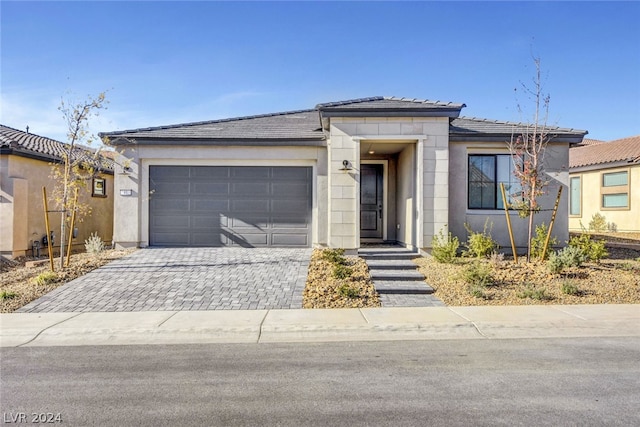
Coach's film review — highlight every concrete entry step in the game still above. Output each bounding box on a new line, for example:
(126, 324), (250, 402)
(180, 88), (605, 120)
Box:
(359, 245), (444, 307)
(370, 270), (426, 281)
(374, 281), (434, 294)
(364, 259), (420, 270)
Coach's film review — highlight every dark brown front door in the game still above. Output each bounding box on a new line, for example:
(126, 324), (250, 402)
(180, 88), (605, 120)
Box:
(360, 164), (383, 239)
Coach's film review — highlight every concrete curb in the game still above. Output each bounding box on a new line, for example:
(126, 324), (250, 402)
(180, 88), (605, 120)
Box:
(1, 305), (639, 347)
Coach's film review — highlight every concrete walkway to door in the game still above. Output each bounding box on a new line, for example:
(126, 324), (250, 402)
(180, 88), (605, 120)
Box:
(18, 248), (312, 313)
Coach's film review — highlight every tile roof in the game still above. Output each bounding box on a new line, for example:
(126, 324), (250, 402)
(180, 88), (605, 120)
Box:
(0, 124), (114, 171)
(101, 96), (586, 145)
(316, 96), (465, 110)
(101, 109), (324, 142)
(570, 135), (640, 169)
(577, 138), (605, 146)
(450, 117), (587, 137)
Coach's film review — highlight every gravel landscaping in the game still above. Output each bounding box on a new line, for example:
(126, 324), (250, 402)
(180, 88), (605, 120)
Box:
(0, 249), (135, 313)
(415, 239), (640, 306)
(303, 249), (381, 309)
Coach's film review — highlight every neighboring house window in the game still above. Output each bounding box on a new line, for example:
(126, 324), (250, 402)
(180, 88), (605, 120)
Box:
(601, 170), (629, 209)
(92, 177), (107, 197)
(570, 176), (581, 216)
(468, 154), (521, 209)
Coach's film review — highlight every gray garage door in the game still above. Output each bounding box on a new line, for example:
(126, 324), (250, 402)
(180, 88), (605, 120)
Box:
(149, 166), (312, 247)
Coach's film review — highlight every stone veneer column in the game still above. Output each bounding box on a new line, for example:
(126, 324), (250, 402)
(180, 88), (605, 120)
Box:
(327, 128), (359, 251)
(423, 134), (450, 249)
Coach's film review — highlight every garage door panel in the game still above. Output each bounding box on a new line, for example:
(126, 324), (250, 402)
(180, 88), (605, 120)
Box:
(152, 182), (190, 194)
(273, 217), (309, 229)
(192, 182), (229, 195)
(272, 182), (309, 197)
(151, 232), (190, 246)
(151, 198), (190, 211)
(272, 199), (309, 213)
(152, 215), (190, 228)
(232, 167), (269, 179)
(150, 166), (311, 247)
(192, 199), (229, 211)
(232, 233), (269, 246)
(151, 166), (190, 179)
(230, 216), (269, 228)
(232, 199), (269, 212)
(191, 232), (227, 246)
(192, 167), (230, 178)
(232, 182), (269, 196)
(272, 167), (310, 180)
(192, 215), (228, 228)
(272, 233), (308, 246)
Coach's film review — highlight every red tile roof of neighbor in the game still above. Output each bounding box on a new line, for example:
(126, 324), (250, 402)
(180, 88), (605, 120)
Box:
(570, 135), (640, 168)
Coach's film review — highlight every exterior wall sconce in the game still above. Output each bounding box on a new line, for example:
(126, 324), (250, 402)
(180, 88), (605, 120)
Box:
(120, 189), (133, 196)
(340, 160), (353, 171)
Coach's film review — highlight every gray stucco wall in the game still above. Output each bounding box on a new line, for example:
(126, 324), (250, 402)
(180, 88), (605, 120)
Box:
(448, 141), (570, 255)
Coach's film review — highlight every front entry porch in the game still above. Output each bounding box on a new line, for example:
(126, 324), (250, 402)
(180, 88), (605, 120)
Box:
(359, 140), (418, 250)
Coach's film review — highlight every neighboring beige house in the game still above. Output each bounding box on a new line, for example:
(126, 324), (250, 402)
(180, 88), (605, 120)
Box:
(569, 135), (640, 232)
(0, 125), (114, 258)
(101, 96), (586, 254)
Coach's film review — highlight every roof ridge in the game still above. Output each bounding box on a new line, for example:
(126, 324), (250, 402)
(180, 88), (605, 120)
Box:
(101, 108), (318, 136)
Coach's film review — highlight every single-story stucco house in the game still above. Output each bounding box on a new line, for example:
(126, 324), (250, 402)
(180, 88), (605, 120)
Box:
(569, 135), (640, 232)
(101, 96), (587, 254)
(0, 124), (114, 258)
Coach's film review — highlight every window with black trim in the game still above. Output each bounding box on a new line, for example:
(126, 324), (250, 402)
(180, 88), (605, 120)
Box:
(92, 177), (107, 198)
(468, 154), (521, 209)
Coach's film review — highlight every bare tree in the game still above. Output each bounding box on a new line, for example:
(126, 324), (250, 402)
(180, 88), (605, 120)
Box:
(507, 56), (552, 262)
(53, 92), (108, 269)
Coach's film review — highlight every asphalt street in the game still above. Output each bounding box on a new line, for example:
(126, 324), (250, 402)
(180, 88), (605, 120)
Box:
(1, 337), (639, 426)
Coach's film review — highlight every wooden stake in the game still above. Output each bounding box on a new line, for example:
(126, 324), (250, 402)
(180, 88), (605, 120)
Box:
(42, 187), (54, 272)
(500, 183), (518, 263)
(541, 186), (563, 261)
(65, 188), (79, 267)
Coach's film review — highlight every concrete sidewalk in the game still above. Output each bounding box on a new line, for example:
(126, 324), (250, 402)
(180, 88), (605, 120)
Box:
(1, 304), (639, 347)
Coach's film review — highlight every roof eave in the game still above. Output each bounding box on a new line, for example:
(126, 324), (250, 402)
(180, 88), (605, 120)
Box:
(108, 137), (327, 147)
(570, 158), (640, 172)
(449, 133), (587, 144)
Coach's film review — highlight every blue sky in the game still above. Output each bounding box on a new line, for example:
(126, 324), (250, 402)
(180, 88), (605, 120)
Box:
(2, 1), (639, 144)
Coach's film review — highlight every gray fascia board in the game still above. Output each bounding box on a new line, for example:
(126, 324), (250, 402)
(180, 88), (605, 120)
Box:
(320, 109), (462, 119)
(449, 133), (586, 144)
(109, 138), (327, 147)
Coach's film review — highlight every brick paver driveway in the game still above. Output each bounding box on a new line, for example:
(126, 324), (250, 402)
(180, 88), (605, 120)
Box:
(18, 247), (312, 312)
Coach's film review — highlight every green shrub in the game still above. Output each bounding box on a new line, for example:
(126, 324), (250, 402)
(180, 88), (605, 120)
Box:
(561, 280), (580, 296)
(332, 264), (353, 280)
(462, 262), (494, 287)
(0, 290), (17, 300)
(467, 284), (489, 299)
(85, 232), (105, 255)
(568, 233), (608, 263)
(588, 213), (607, 232)
(547, 246), (587, 274)
(33, 271), (59, 286)
(431, 228), (460, 263)
(322, 248), (346, 265)
(338, 284), (360, 298)
(517, 284), (550, 300)
(463, 220), (497, 258)
(530, 223), (559, 260)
